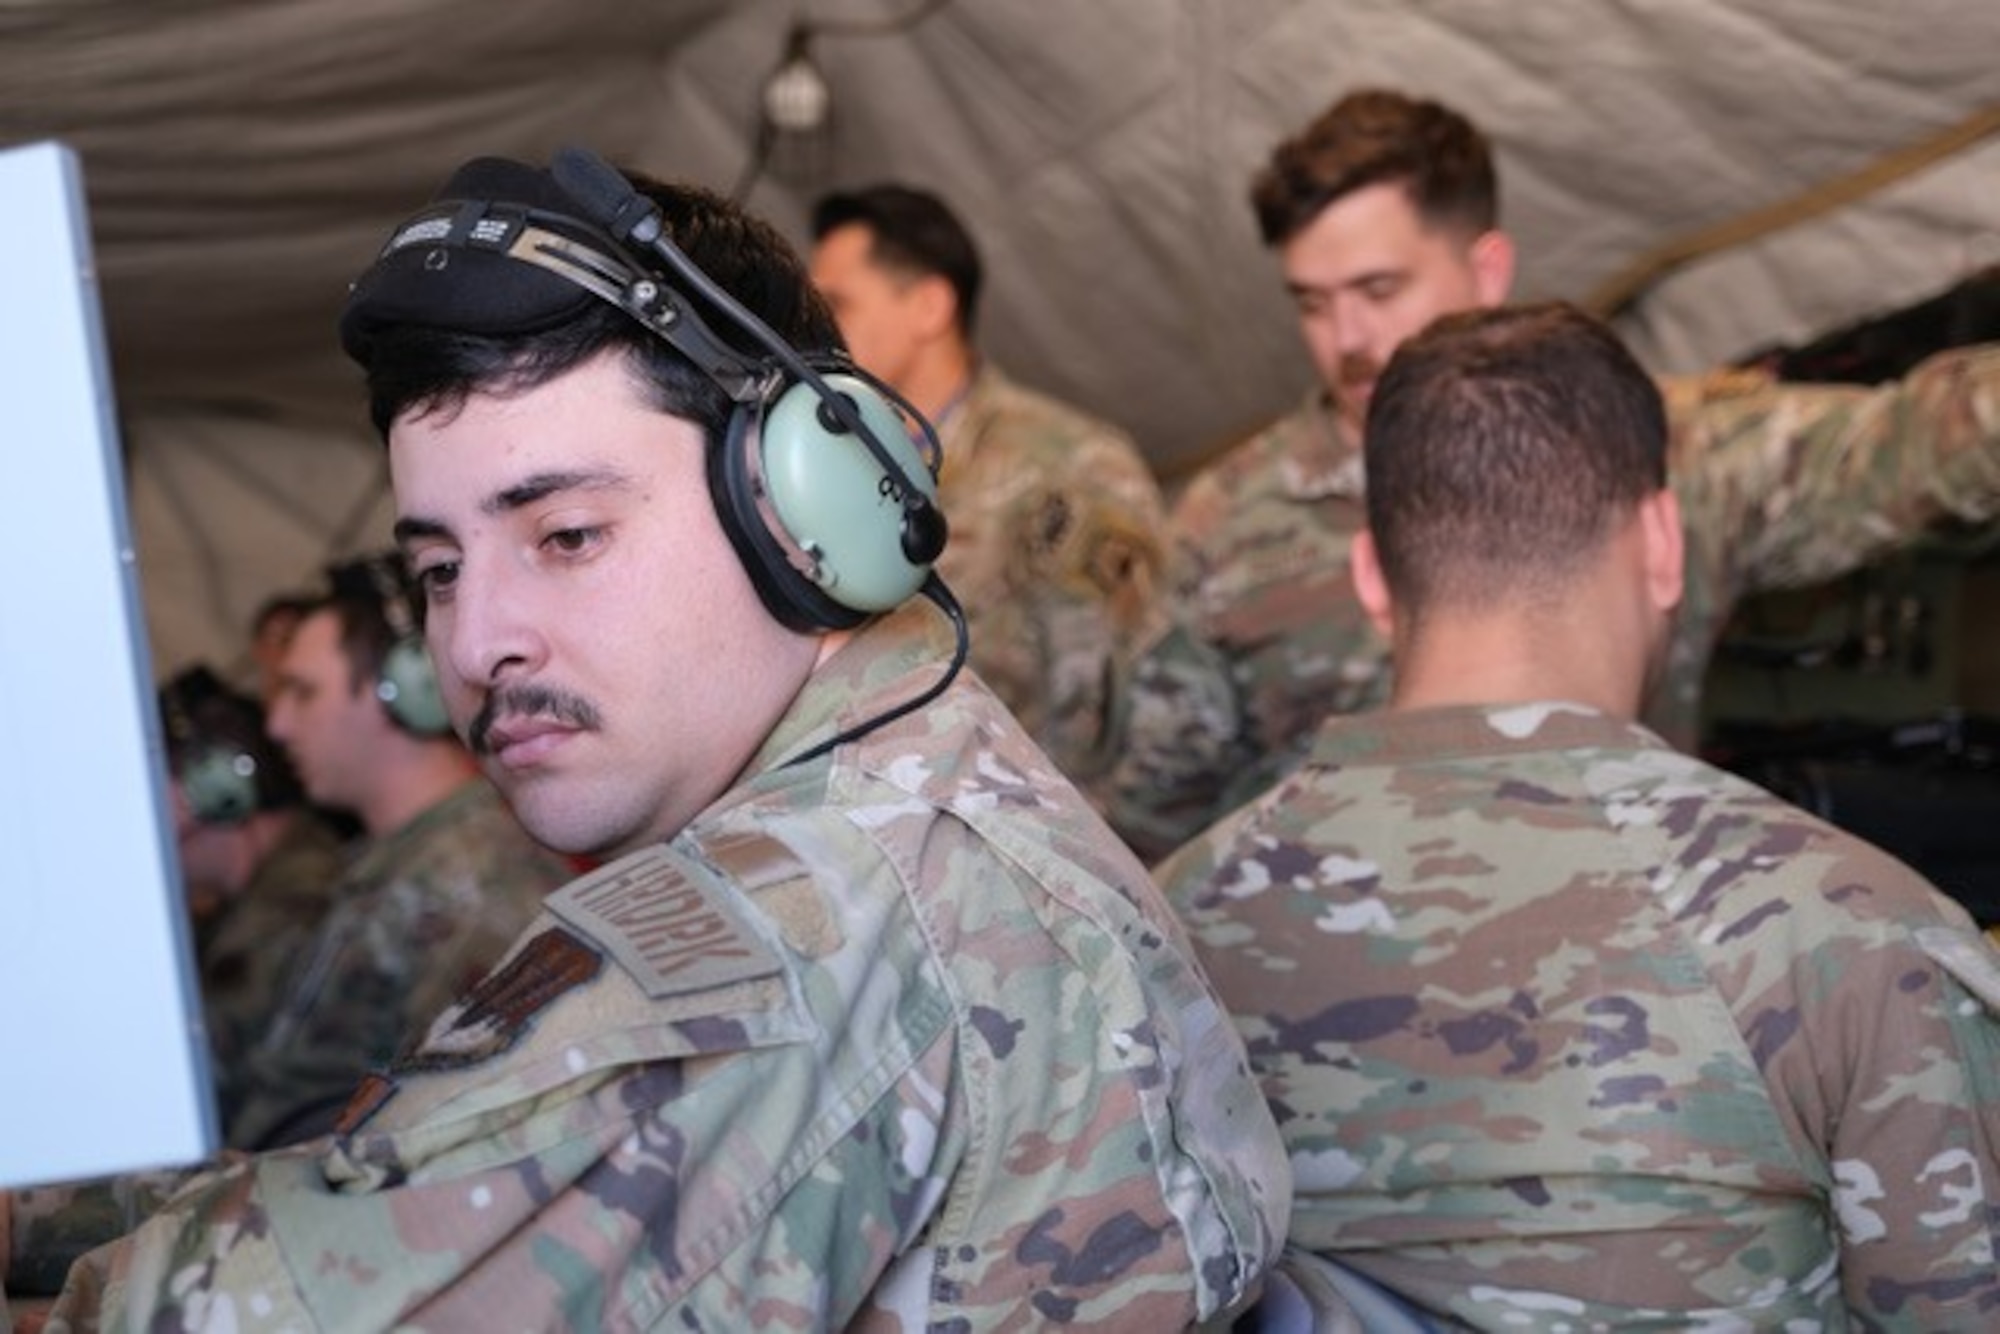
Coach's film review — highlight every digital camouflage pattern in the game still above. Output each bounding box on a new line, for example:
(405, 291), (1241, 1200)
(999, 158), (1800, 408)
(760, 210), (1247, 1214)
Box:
(43, 603), (1288, 1332)
(194, 809), (349, 1128)
(1105, 344), (2000, 859)
(1159, 701), (2000, 1331)
(934, 362), (1166, 788)
(224, 777), (573, 1149)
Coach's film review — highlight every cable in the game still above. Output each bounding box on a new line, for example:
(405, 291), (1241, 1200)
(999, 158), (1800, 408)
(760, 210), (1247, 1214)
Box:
(780, 573), (968, 769)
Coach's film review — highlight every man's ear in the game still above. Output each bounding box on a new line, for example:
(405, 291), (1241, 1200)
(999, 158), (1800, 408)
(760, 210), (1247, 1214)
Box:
(909, 273), (960, 343)
(1639, 488), (1685, 614)
(1469, 229), (1516, 308)
(1349, 528), (1396, 638)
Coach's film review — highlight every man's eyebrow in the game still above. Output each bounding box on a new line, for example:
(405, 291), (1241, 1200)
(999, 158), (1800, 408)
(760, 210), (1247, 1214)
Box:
(1286, 267), (1401, 299)
(393, 515), (449, 545)
(392, 468), (637, 545)
(486, 468), (635, 516)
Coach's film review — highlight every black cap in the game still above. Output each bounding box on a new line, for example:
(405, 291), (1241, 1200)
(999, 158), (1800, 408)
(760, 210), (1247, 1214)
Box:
(338, 156), (623, 370)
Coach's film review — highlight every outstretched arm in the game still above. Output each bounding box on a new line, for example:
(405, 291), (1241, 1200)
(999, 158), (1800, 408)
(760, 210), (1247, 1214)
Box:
(1671, 343), (2000, 606)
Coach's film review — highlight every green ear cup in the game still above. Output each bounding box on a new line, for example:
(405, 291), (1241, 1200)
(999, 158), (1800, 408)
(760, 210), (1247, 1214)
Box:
(377, 636), (451, 736)
(758, 372), (939, 613)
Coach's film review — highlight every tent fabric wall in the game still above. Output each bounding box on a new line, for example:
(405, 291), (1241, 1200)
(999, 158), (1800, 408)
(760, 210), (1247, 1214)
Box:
(126, 410), (391, 675)
(1614, 135), (2000, 374)
(3, 0), (1996, 676)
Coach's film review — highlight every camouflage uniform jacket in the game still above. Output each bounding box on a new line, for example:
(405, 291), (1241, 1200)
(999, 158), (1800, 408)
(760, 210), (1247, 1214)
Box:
(1105, 387), (1385, 859)
(935, 361), (1167, 787)
(45, 602), (1288, 1333)
(1106, 345), (2000, 859)
(3, 789), (568, 1298)
(196, 810), (349, 1127)
(225, 777), (573, 1150)
(1158, 701), (2000, 1331)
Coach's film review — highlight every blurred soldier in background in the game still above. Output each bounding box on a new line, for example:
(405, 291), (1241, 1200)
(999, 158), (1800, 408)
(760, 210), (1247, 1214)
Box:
(157, 663), (347, 1109)
(240, 552), (574, 1148)
(1161, 302), (2000, 1329)
(1109, 88), (2000, 858)
(811, 184), (1167, 786)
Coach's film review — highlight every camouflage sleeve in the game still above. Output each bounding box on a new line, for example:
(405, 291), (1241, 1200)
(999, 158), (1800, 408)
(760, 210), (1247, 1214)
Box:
(1096, 423), (1389, 860)
(1671, 342), (2000, 604)
(1780, 912), (2000, 1328)
(225, 906), (402, 1149)
(43, 811), (1280, 1331)
(42, 1050), (967, 1333)
(1092, 465), (1255, 861)
(954, 430), (1168, 784)
(198, 823), (348, 1096)
(4, 1169), (201, 1296)
(201, 920), (310, 1113)
(1099, 615), (1252, 862)
(228, 825), (561, 1150)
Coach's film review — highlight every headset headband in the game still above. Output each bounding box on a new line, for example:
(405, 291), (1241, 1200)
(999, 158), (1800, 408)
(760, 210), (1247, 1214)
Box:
(341, 153), (947, 562)
(339, 153), (966, 758)
(364, 198), (773, 406)
(341, 153), (948, 646)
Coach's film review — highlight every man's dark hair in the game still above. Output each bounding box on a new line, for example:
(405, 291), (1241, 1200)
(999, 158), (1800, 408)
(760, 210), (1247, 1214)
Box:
(251, 590), (317, 640)
(313, 553), (422, 701)
(811, 185), (983, 339)
(159, 664), (305, 813)
(1364, 301), (1667, 617)
(347, 166), (840, 445)
(1251, 89), (1498, 247)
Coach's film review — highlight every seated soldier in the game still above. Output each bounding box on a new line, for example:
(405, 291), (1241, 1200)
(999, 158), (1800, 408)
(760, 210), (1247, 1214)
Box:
(14, 153), (1287, 1329)
(241, 554), (578, 1149)
(244, 589), (315, 708)
(1107, 89), (2000, 860)
(809, 184), (1168, 788)
(157, 664), (348, 1113)
(1159, 302), (2000, 1329)
(2, 563), (578, 1301)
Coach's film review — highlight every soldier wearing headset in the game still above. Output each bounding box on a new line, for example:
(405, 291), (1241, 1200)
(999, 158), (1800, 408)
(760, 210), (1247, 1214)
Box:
(1, 561), (576, 1305)
(156, 664), (348, 1122)
(16, 155), (1287, 1329)
(227, 552), (577, 1151)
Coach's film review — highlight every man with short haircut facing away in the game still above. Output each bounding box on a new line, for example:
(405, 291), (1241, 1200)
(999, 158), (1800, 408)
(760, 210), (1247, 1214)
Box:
(1159, 302), (2000, 1330)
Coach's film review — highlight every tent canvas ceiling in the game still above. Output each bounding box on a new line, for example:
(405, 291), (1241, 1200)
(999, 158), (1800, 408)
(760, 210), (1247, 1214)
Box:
(4, 0), (1997, 676)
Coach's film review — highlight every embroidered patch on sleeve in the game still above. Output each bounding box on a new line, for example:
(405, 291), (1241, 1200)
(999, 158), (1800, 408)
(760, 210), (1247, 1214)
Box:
(334, 926), (607, 1126)
(545, 844), (786, 999)
(398, 925), (605, 1072)
(333, 1070), (401, 1135)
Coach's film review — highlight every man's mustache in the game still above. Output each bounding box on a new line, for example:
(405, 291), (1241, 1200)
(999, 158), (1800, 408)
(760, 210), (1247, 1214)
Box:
(1338, 352), (1380, 389)
(469, 683), (603, 756)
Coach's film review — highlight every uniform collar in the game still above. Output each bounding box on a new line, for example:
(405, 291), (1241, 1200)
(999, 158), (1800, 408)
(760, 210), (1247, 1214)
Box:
(1274, 388), (1366, 502)
(932, 359), (1000, 484)
(746, 601), (957, 780)
(1311, 701), (1668, 769)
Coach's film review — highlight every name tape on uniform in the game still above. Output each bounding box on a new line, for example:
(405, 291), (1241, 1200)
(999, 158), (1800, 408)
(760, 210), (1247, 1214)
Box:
(546, 844), (785, 1000)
